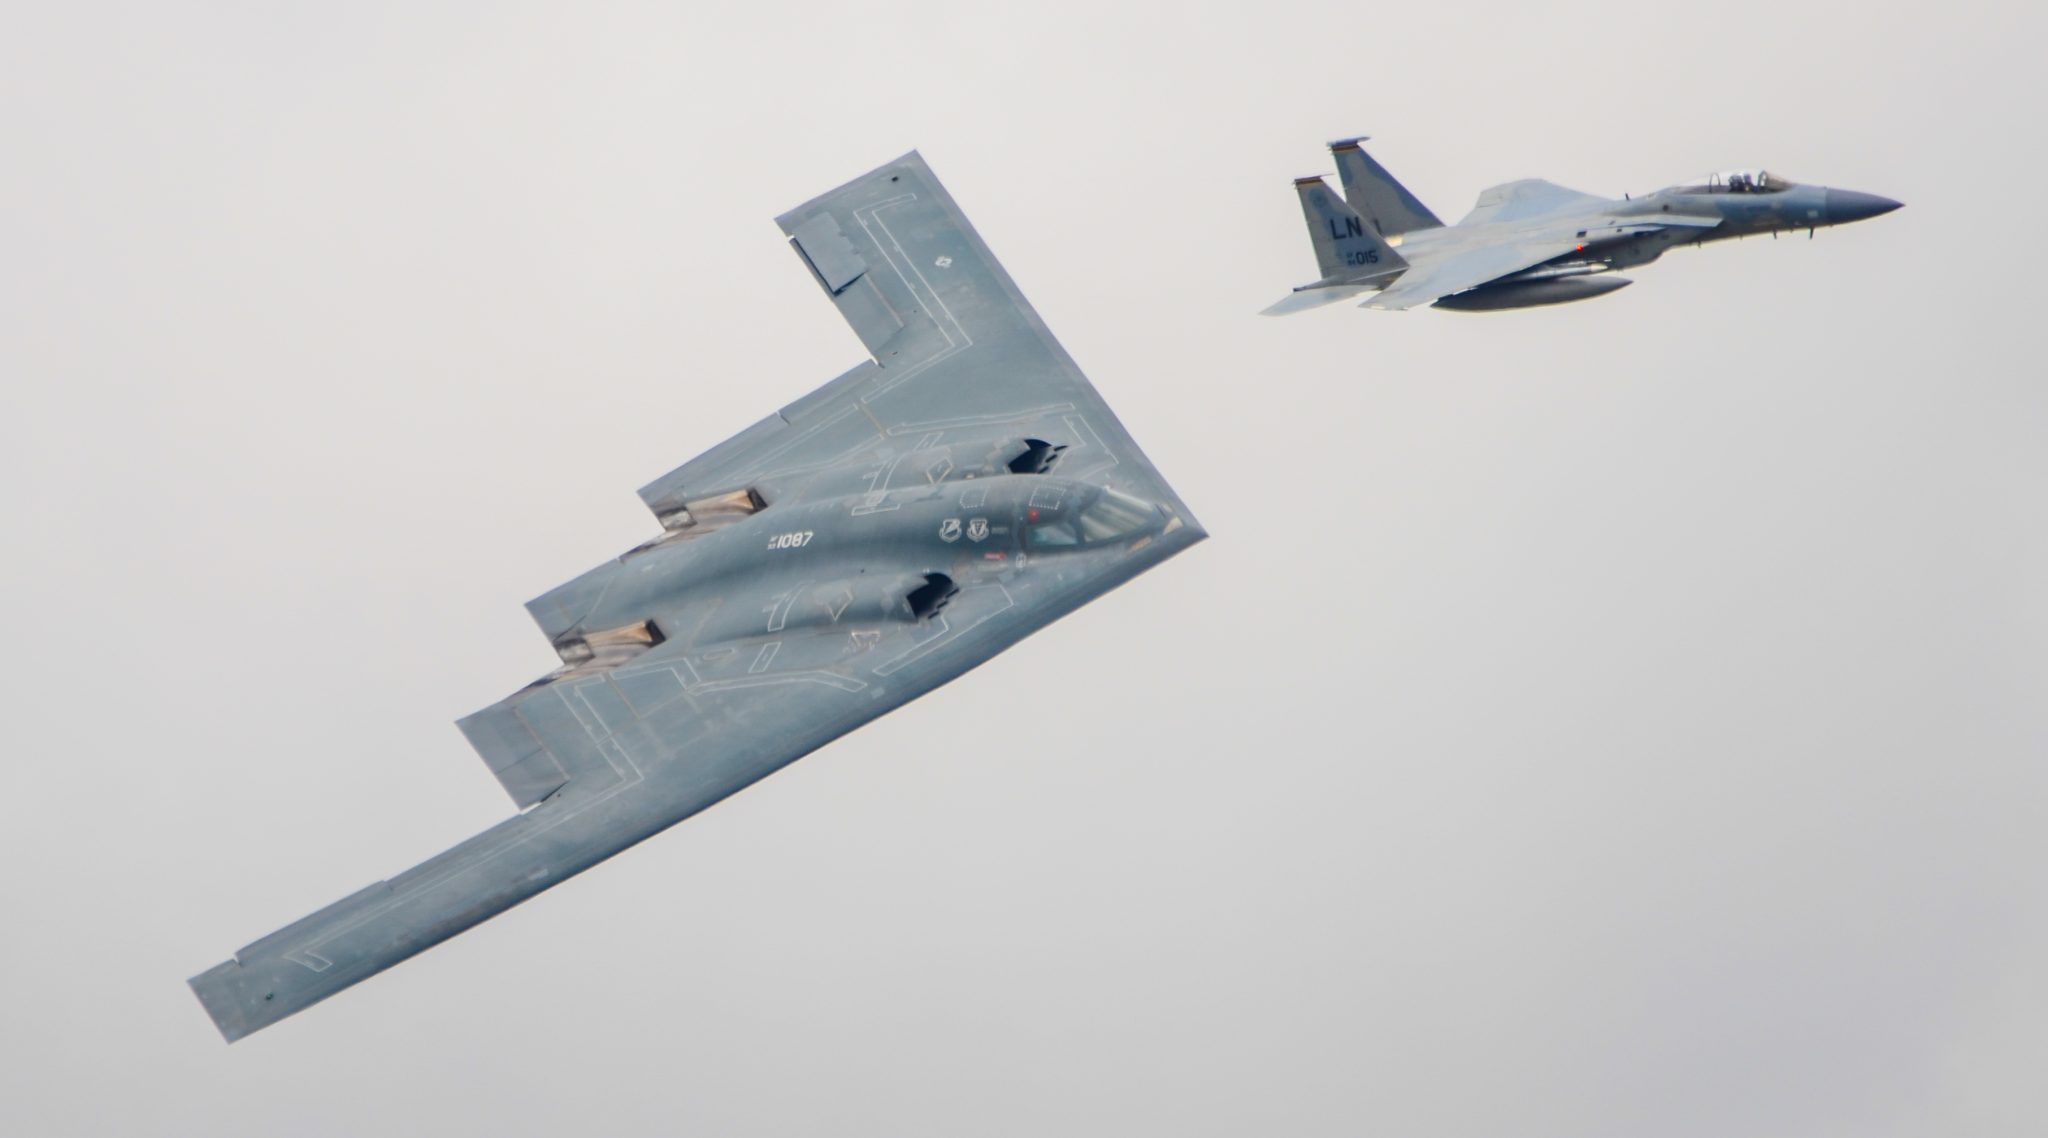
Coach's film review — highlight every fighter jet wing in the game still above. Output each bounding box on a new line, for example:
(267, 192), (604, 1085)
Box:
(1361, 240), (1582, 311)
(188, 152), (1204, 1042)
(1259, 282), (1379, 316)
(1365, 207), (1725, 310)
(1455, 178), (1609, 226)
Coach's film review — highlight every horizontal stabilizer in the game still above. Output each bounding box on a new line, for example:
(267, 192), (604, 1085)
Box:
(1261, 283), (1376, 316)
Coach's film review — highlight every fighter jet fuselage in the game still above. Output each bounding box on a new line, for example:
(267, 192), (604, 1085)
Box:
(1266, 138), (1901, 314)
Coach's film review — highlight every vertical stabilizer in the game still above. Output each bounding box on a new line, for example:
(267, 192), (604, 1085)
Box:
(1294, 176), (1406, 283)
(1329, 136), (1443, 237)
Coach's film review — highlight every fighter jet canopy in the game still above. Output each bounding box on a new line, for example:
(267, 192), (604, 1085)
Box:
(1675, 169), (1798, 194)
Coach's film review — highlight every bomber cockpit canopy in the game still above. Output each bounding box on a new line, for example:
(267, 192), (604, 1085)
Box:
(1674, 169), (1798, 195)
(1024, 486), (1161, 548)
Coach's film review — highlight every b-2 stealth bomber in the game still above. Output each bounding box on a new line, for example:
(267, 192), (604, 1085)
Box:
(1265, 136), (1901, 314)
(189, 153), (1205, 1041)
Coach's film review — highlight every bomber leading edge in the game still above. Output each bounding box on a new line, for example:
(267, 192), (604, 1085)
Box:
(188, 153), (1205, 1041)
(1265, 135), (1901, 314)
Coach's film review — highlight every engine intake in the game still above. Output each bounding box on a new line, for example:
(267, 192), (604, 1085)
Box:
(905, 573), (959, 621)
(1007, 438), (1067, 475)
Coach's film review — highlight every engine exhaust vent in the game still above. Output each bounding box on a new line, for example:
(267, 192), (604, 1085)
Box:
(553, 620), (665, 668)
(656, 487), (765, 532)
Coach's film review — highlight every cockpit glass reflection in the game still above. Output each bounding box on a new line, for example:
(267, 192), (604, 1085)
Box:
(1075, 488), (1157, 541)
(1029, 518), (1079, 546)
(1025, 488), (1158, 549)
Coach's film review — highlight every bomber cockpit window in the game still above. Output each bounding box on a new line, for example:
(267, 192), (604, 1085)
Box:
(1028, 517), (1079, 546)
(1027, 487), (1157, 550)
(1074, 488), (1158, 542)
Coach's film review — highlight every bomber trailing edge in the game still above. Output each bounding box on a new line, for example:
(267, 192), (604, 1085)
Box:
(187, 152), (1205, 1042)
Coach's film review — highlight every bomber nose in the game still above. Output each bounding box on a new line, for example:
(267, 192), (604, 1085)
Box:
(1824, 189), (1903, 225)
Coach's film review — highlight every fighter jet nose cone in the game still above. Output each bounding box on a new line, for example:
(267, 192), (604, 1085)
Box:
(1825, 189), (1903, 225)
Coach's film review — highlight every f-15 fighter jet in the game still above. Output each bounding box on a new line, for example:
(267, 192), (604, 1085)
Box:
(188, 153), (1204, 1041)
(1265, 136), (1901, 314)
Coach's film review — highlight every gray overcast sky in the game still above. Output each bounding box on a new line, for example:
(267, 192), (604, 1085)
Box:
(4, 2), (2043, 1135)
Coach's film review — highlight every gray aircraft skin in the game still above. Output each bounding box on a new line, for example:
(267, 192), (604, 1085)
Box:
(1265, 136), (1902, 314)
(188, 152), (1205, 1042)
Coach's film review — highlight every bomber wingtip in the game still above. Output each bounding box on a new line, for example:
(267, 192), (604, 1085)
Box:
(187, 962), (251, 1044)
